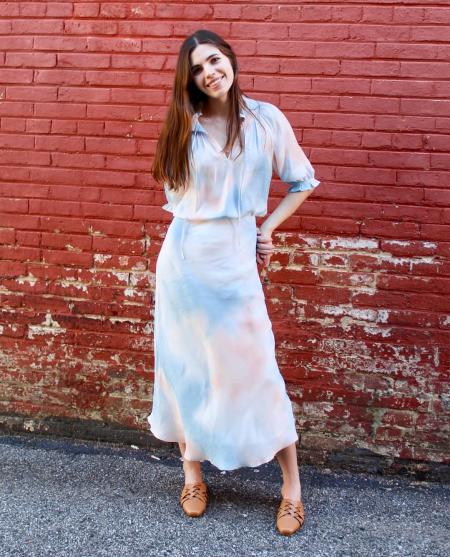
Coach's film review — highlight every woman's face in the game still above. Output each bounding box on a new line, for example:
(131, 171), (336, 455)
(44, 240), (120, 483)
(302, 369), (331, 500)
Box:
(190, 44), (234, 101)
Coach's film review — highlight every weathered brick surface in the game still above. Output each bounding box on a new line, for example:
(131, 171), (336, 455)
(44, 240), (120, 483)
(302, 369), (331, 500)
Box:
(0, 1), (449, 476)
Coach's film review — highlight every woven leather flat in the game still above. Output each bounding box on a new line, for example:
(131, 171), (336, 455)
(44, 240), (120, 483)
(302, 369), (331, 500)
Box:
(276, 499), (305, 536)
(179, 481), (208, 517)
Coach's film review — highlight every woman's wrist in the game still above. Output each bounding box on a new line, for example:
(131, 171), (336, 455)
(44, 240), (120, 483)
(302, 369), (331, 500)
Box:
(259, 221), (275, 236)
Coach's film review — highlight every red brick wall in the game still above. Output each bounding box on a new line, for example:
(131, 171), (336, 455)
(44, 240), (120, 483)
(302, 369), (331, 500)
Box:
(0, 2), (449, 471)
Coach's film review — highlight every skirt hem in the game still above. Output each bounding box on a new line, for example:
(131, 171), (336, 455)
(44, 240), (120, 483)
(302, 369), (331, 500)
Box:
(147, 417), (299, 472)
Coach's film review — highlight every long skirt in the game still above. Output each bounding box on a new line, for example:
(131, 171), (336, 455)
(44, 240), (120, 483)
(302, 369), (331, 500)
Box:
(147, 214), (299, 471)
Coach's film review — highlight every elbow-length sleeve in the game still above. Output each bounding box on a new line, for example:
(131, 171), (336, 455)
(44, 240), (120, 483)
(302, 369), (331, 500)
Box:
(270, 105), (320, 193)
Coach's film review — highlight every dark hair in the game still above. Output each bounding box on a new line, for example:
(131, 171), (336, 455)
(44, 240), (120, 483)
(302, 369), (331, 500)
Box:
(151, 29), (252, 192)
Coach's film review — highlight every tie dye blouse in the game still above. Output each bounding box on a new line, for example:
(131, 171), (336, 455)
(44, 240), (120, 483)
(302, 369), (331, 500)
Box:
(162, 95), (320, 220)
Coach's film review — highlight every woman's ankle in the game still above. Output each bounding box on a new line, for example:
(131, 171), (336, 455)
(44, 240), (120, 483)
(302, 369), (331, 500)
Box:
(183, 460), (203, 484)
(281, 479), (302, 501)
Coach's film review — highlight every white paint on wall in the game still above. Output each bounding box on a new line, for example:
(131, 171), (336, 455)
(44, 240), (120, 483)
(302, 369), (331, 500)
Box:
(28, 312), (66, 339)
(16, 274), (38, 286)
(324, 238), (379, 250)
(59, 280), (88, 292)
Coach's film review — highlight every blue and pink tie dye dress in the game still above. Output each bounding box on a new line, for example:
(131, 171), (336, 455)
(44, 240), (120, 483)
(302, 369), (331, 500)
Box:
(147, 95), (320, 470)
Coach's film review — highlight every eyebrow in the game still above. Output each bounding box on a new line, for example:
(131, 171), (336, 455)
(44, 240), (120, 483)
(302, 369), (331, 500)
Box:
(190, 53), (219, 71)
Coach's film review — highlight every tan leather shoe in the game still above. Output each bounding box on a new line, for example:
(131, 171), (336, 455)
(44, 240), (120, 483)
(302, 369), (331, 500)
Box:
(276, 499), (305, 536)
(180, 481), (208, 517)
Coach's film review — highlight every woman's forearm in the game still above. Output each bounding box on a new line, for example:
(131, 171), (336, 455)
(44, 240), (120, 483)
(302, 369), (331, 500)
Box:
(260, 188), (314, 235)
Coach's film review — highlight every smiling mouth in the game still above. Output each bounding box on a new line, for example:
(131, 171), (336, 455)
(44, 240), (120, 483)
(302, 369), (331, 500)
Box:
(208, 76), (223, 88)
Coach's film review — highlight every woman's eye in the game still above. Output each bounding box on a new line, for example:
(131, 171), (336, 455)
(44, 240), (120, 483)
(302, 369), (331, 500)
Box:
(192, 57), (220, 76)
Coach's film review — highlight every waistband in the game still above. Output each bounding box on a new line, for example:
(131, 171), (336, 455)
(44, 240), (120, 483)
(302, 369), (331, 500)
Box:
(175, 215), (255, 260)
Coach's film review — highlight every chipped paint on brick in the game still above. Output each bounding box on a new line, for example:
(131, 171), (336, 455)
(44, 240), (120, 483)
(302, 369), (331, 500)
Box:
(433, 347), (439, 368)
(110, 271), (129, 283)
(65, 244), (81, 252)
(88, 226), (103, 237)
(109, 316), (141, 324)
(28, 312), (66, 339)
(131, 261), (147, 271)
(59, 280), (88, 292)
(349, 273), (376, 287)
(379, 253), (437, 270)
(322, 305), (376, 321)
(16, 274), (38, 286)
(324, 237), (379, 250)
(94, 253), (111, 263)
(362, 324), (392, 338)
(441, 315), (450, 327)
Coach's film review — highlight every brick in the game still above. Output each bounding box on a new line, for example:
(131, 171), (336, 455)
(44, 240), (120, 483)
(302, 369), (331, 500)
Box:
(410, 26), (450, 42)
(372, 79), (434, 97)
(280, 58), (340, 76)
(112, 55), (165, 73)
(13, 19), (64, 34)
(0, 246), (40, 262)
(0, 3), (19, 16)
(423, 135), (450, 152)
(16, 231), (41, 247)
(0, 228), (15, 244)
(156, 3), (212, 19)
(34, 69), (85, 85)
(0, 198), (29, 213)
(64, 20), (117, 35)
(360, 220), (420, 240)
(6, 87), (57, 101)
(349, 24), (409, 42)
(0, 102), (33, 117)
(41, 232), (92, 251)
(0, 213), (39, 229)
(50, 113), (79, 134)
(117, 20), (173, 36)
(375, 43), (438, 61)
(214, 5), (242, 20)
(401, 61), (450, 80)
(341, 60), (400, 77)
(57, 54), (111, 70)
(42, 249), (93, 268)
(0, 117), (27, 132)
(0, 261), (27, 277)
(30, 199), (82, 217)
(45, 3), (73, 17)
(361, 6), (393, 22)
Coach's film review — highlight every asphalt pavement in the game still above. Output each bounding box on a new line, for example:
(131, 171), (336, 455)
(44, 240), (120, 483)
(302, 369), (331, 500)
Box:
(0, 433), (448, 557)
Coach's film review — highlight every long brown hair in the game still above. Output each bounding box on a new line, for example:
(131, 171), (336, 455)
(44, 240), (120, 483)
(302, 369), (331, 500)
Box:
(151, 29), (252, 192)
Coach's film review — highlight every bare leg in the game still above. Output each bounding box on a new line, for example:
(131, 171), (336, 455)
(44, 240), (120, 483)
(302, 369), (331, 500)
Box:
(275, 442), (302, 502)
(178, 441), (203, 484)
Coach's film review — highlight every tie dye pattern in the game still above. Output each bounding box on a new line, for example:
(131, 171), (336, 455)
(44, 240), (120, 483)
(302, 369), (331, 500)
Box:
(147, 96), (320, 470)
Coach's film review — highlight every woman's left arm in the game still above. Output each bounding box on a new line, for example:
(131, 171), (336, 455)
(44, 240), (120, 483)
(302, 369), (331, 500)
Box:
(256, 189), (314, 267)
(256, 104), (321, 267)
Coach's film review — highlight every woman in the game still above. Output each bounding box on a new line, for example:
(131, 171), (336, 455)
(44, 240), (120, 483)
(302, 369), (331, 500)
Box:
(147, 29), (320, 536)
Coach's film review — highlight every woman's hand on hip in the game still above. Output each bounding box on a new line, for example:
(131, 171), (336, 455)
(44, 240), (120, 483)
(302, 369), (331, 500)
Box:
(256, 227), (274, 267)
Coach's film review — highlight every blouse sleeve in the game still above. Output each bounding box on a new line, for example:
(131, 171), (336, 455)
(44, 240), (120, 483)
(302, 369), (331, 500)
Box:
(270, 105), (320, 193)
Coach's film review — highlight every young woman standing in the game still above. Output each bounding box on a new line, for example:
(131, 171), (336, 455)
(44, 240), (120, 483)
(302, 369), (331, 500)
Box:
(148, 29), (320, 536)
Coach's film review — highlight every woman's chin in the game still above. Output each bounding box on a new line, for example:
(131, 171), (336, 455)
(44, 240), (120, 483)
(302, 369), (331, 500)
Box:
(206, 86), (231, 100)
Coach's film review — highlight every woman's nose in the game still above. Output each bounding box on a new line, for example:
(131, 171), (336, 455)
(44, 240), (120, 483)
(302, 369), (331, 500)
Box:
(205, 64), (216, 78)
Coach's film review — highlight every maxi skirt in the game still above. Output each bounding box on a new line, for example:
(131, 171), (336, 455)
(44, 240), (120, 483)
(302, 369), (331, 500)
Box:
(147, 214), (299, 471)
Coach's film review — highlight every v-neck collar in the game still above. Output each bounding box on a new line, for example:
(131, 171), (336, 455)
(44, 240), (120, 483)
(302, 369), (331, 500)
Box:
(191, 96), (255, 159)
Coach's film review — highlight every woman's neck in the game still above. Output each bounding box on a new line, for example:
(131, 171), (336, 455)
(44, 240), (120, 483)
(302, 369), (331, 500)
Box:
(202, 96), (231, 119)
